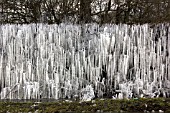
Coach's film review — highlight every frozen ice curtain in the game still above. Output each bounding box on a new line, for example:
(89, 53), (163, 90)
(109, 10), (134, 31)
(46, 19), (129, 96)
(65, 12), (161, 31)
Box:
(0, 24), (169, 100)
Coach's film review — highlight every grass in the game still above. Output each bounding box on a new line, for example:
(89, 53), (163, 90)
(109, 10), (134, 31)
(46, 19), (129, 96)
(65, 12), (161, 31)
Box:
(0, 98), (170, 113)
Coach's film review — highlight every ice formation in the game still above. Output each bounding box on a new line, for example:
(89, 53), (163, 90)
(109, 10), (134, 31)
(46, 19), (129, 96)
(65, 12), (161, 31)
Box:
(81, 84), (95, 101)
(0, 23), (170, 100)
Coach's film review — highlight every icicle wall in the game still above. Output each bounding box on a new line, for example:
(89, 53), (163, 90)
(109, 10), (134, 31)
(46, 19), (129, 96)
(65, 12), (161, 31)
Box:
(0, 24), (170, 100)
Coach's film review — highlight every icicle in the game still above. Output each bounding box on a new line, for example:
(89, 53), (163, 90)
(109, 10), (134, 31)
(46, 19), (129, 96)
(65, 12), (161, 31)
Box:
(0, 24), (169, 99)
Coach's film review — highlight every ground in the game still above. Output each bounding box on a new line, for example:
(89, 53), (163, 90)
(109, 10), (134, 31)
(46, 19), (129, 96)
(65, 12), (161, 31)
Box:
(0, 98), (170, 113)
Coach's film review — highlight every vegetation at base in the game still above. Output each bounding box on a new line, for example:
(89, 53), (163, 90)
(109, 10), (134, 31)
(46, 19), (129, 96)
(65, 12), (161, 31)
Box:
(0, 98), (170, 113)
